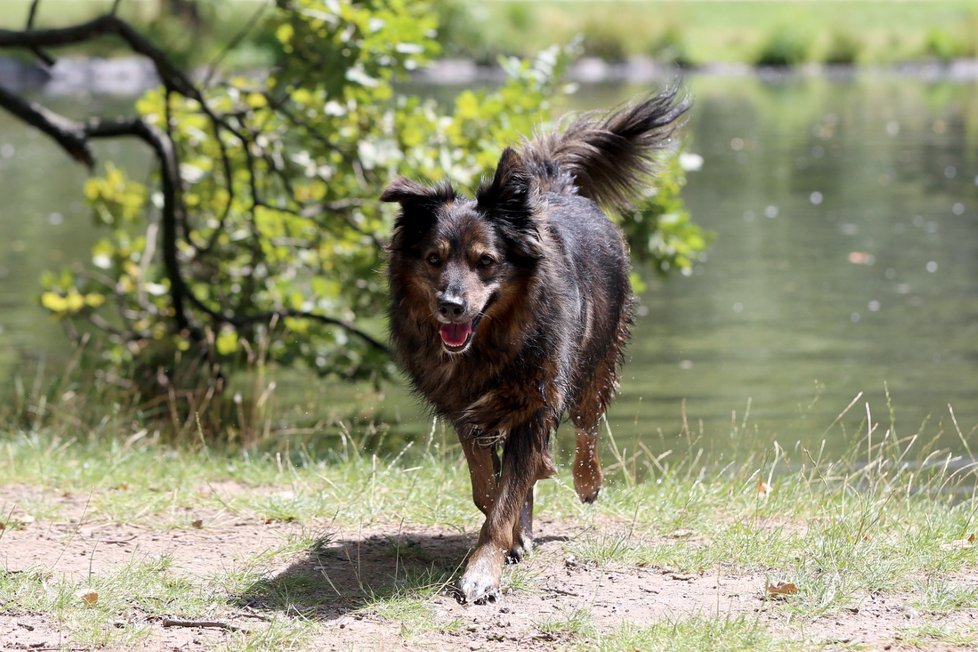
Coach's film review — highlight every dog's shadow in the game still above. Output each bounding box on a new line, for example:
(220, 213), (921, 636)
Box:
(235, 531), (568, 621)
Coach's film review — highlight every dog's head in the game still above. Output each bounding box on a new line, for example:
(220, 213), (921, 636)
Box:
(382, 148), (543, 354)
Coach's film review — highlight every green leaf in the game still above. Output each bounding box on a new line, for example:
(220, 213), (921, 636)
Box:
(216, 329), (239, 356)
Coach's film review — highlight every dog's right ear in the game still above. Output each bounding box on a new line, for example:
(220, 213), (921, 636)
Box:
(478, 148), (543, 260)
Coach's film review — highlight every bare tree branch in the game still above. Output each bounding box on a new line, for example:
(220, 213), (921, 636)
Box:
(25, 0), (55, 65)
(0, 84), (94, 166)
(0, 15), (197, 98)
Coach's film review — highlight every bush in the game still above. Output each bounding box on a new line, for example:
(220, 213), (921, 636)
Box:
(923, 28), (967, 62)
(649, 24), (693, 68)
(823, 30), (862, 65)
(580, 19), (629, 62)
(754, 27), (811, 67)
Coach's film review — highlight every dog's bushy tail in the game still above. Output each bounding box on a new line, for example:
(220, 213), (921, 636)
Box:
(523, 84), (690, 211)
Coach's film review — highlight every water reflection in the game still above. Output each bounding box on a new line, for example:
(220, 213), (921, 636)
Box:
(625, 73), (978, 456)
(0, 73), (976, 459)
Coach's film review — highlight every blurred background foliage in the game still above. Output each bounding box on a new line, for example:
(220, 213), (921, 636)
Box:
(25, 0), (702, 429)
(2, 0), (976, 443)
(4, 0), (977, 69)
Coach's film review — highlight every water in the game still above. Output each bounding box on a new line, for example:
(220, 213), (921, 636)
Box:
(1, 73), (976, 458)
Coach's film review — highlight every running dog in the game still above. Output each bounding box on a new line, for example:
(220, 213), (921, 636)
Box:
(381, 87), (689, 603)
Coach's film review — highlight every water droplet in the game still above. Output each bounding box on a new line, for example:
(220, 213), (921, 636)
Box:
(851, 312), (861, 323)
(952, 202), (964, 216)
(809, 191), (823, 206)
(886, 121), (900, 136)
(868, 300), (880, 312)
(0, 143), (14, 159)
(926, 261), (938, 273)
(764, 205), (779, 219)
(48, 212), (63, 225)
(945, 165), (957, 179)
(730, 137), (745, 151)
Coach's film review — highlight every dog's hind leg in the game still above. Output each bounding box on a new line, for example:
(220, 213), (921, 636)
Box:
(508, 489), (534, 563)
(571, 417), (603, 504)
(508, 451), (556, 563)
(571, 316), (628, 503)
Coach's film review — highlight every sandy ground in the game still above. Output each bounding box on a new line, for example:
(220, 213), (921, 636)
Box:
(2, 485), (977, 651)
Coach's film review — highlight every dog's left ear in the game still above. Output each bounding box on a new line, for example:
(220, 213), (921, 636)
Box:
(382, 177), (457, 252)
(477, 148), (543, 260)
(381, 177), (455, 207)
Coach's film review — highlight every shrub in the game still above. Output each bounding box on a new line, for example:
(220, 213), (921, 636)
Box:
(823, 30), (862, 65)
(580, 19), (629, 62)
(754, 27), (811, 67)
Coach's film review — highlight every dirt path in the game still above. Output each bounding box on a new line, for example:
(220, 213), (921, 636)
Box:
(2, 486), (976, 650)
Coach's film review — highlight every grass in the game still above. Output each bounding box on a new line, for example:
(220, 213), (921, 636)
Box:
(586, 615), (786, 652)
(442, 1), (978, 67)
(2, 1), (977, 68)
(1, 390), (977, 649)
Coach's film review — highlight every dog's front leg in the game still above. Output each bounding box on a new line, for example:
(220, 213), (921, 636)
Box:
(459, 423), (542, 603)
(460, 434), (500, 516)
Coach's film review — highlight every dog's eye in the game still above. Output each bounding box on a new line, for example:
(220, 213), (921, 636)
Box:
(477, 255), (496, 269)
(426, 253), (441, 266)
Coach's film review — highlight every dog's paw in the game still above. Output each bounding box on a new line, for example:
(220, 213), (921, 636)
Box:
(574, 470), (602, 504)
(573, 447), (603, 504)
(458, 571), (501, 604)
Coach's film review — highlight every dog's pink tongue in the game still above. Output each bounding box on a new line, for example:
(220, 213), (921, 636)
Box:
(439, 321), (473, 347)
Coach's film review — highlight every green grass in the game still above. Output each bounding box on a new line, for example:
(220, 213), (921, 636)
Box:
(536, 606), (597, 640)
(2, 1), (976, 68)
(899, 622), (978, 648)
(585, 615), (788, 652)
(443, 1), (978, 66)
(1, 390), (977, 649)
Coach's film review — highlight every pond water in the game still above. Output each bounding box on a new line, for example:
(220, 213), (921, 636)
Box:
(1, 72), (976, 459)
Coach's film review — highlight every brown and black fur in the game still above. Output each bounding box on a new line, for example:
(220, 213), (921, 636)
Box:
(381, 87), (689, 604)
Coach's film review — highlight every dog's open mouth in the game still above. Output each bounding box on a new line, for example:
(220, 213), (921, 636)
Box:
(439, 318), (478, 353)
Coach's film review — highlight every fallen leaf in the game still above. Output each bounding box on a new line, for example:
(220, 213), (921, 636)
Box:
(848, 251), (876, 265)
(766, 582), (798, 598)
(77, 589), (99, 606)
(191, 519), (203, 529)
(756, 480), (772, 497)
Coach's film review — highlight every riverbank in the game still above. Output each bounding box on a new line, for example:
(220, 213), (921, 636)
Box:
(2, 423), (977, 650)
(6, 53), (978, 97)
(3, 0), (975, 71)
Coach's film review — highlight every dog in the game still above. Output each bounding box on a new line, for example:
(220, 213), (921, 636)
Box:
(381, 86), (689, 604)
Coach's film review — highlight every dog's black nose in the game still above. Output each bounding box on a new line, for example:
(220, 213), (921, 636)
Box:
(438, 296), (466, 318)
